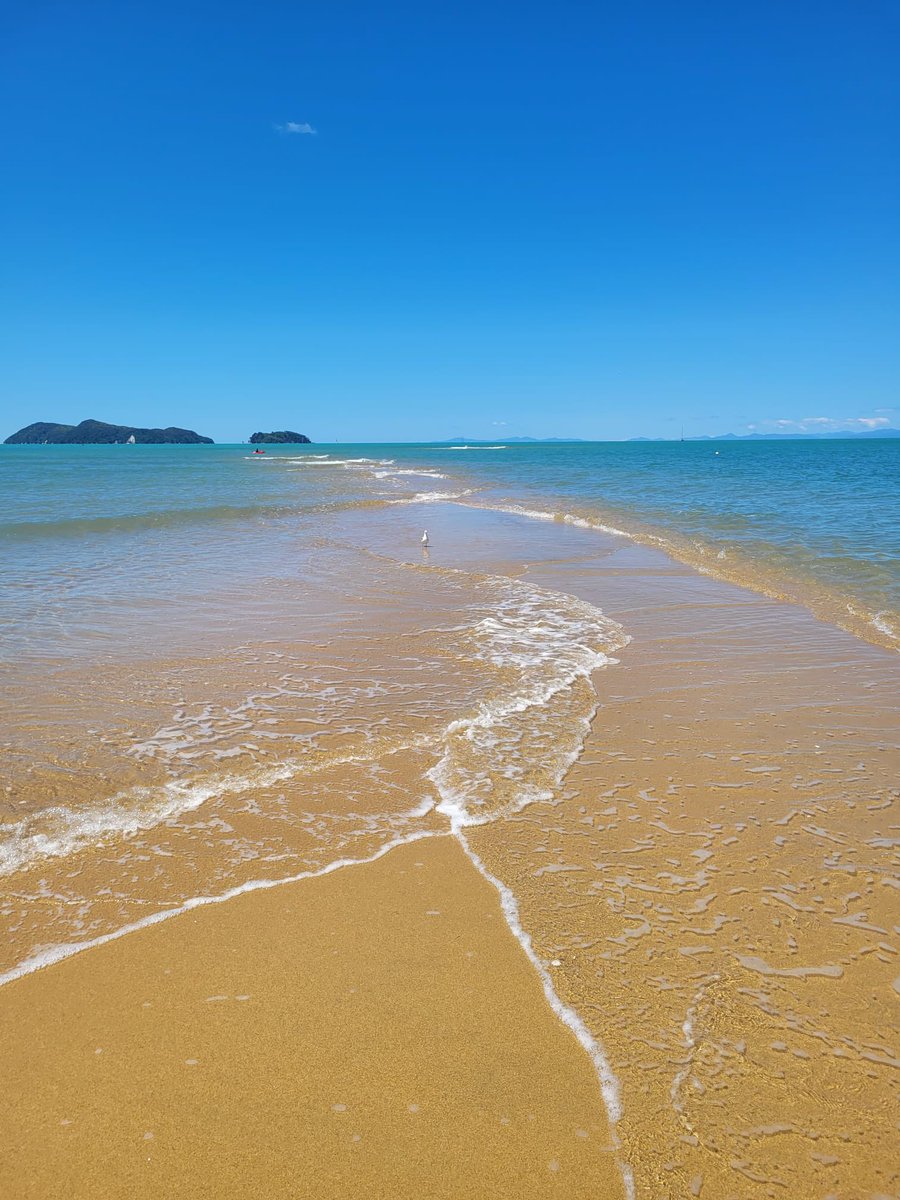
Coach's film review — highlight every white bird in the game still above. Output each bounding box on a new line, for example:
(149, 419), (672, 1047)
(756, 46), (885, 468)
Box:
(421, 529), (429, 547)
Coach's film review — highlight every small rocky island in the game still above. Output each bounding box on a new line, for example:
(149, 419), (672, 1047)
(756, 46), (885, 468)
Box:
(4, 419), (213, 445)
(249, 430), (311, 444)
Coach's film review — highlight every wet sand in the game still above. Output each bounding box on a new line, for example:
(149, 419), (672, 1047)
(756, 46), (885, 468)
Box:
(1, 503), (897, 1198)
(0, 835), (623, 1199)
(472, 539), (899, 1197)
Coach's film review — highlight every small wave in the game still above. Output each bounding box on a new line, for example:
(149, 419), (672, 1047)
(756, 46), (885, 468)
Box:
(870, 610), (898, 640)
(0, 737), (434, 877)
(244, 454), (334, 463)
(389, 490), (475, 504)
(843, 604), (899, 648)
(462, 501), (631, 540)
(284, 459), (344, 467)
(373, 468), (449, 480)
(281, 456), (396, 469)
(0, 767), (289, 877)
(428, 578), (628, 829)
(413, 489), (473, 502)
(0, 503), (301, 542)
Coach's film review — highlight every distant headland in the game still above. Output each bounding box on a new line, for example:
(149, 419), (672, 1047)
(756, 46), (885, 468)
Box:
(4, 420), (214, 445)
(249, 431), (311, 444)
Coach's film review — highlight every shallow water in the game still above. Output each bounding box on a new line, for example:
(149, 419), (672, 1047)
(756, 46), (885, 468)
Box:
(1, 439), (897, 654)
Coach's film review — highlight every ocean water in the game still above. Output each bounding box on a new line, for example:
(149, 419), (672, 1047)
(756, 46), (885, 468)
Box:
(1, 440), (898, 1195)
(2, 439), (896, 658)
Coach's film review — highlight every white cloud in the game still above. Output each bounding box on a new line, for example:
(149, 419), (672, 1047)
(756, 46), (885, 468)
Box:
(854, 416), (891, 429)
(491, 420), (508, 426)
(763, 415), (890, 433)
(275, 121), (316, 135)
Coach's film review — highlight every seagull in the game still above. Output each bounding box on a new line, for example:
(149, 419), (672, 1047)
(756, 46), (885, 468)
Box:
(421, 529), (429, 547)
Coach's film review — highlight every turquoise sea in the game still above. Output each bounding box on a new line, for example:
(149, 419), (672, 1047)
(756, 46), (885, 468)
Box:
(1, 439), (897, 655)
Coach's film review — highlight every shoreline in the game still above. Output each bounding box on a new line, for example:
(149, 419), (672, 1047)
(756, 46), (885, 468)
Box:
(1, 498), (897, 1196)
(451, 495), (899, 655)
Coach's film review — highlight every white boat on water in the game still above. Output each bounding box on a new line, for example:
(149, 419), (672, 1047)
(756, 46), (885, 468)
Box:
(126, 434), (136, 444)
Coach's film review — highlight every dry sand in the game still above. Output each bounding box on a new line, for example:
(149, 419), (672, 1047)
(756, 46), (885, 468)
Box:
(0, 835), (623, 1200)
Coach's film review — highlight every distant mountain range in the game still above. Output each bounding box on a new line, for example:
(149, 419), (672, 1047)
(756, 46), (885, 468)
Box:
(631, 429), (900, 442)
(5, 419), (213, 445)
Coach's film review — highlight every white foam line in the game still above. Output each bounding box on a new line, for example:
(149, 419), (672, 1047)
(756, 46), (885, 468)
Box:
(670, 972), (718, 1134)
(382, 489), (633, 541)
(404, 796), (437, 819)
(1, 736), (438, 878)
(454, 827), (634, 1199)
(471, 501), (632, 540)
(870, 610), (898, 642)
(373, 468), (449, 480)
(670, 987), (702, 1114)
(388, 490), (474, 504)
(0, 829), (439, 988)
(0, 765), (295, 877)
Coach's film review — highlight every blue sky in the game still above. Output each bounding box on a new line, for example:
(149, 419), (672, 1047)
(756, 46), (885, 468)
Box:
(1, 1), (897, 442)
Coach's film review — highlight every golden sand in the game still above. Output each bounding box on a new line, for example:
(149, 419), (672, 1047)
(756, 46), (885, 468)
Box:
(0, 835), (623, 1199)
(2, 513), (898, 1198)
